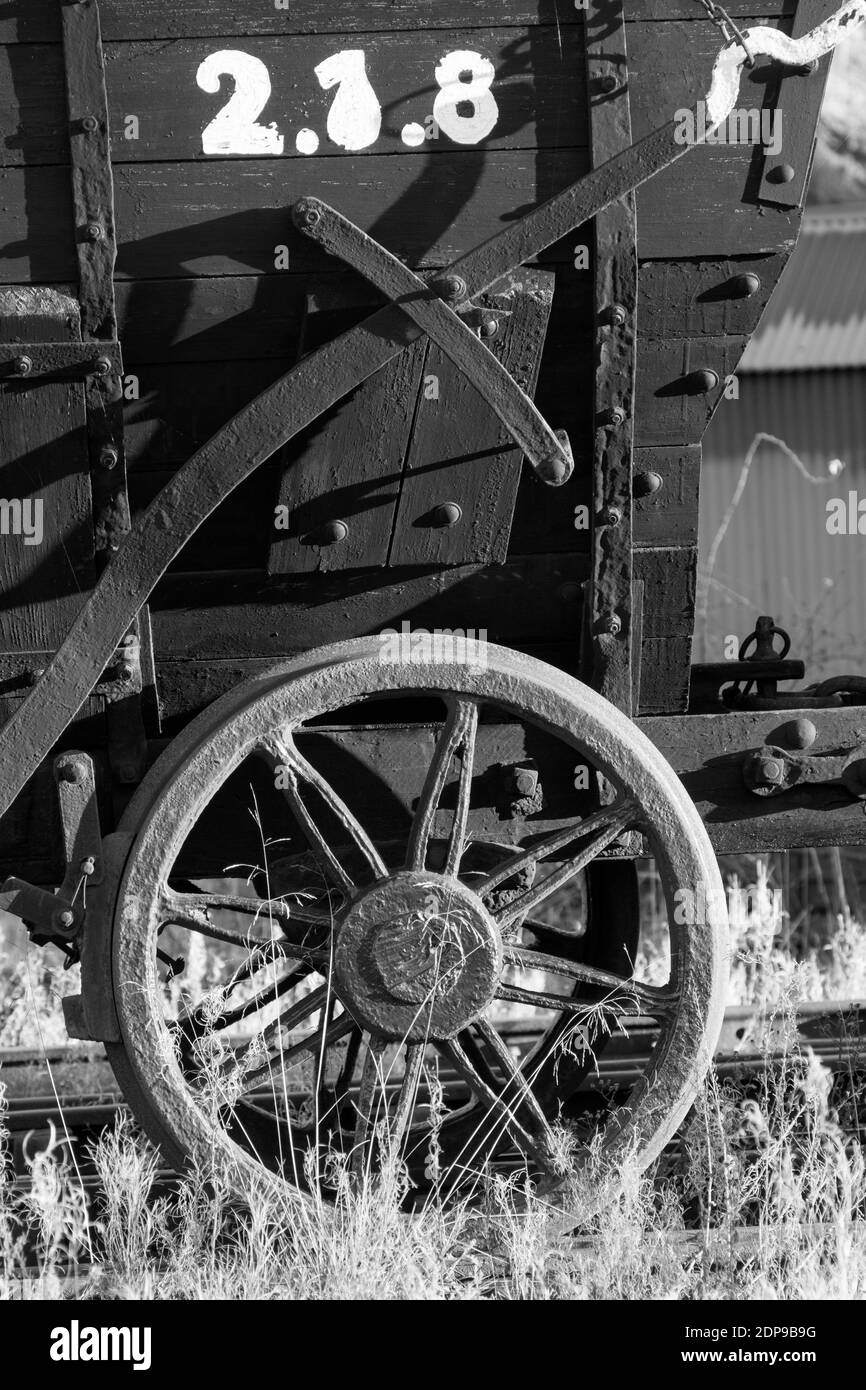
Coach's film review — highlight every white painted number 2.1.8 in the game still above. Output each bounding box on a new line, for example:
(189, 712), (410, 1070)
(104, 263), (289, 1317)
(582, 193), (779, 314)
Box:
(197, 48), (499, 155)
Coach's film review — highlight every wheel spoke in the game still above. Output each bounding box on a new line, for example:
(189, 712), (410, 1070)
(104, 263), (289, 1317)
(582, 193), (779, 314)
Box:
(163, 887), (328, 936)
(389, 1044), (425, 1148)
(262, 731), (387, 889)
(503, 942), (677, 1018)
(408, 698), (479, 875)
(484, 800), (637, 931)
(182, 962), (311, 1041)
(240, 1012), (355, 1099)
(474, 1016), (558, 1143)
(218, 983), (329, 1091)
(351, 1035), (387, 1178)
(437, 1035), (555, 1172)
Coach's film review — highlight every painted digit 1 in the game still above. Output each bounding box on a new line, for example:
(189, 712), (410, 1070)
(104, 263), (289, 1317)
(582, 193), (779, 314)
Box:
(433, 50), (499, 145)
(315, 50), (382, 151)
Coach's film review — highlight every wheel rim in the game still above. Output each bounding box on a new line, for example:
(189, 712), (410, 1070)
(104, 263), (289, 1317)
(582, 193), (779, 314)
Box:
(110, 638), (729, 1201)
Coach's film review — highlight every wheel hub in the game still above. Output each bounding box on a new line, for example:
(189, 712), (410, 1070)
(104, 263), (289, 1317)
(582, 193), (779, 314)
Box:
(334, 871), (502, 1041)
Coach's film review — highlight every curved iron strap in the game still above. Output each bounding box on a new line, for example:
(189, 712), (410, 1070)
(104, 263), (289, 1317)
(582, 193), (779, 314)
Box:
(292, 197), (574, 485)
(0, 3), (862, 819)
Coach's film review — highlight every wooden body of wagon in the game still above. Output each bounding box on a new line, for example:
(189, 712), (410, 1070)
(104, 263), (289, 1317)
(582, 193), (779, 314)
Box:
(1, 0), (864, 1196)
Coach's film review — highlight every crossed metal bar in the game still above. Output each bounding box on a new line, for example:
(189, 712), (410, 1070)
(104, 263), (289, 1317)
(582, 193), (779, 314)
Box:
(0, 3), (863, 819)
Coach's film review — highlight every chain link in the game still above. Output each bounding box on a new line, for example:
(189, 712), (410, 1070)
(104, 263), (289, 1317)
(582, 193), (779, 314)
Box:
(696, 0), (756, 66)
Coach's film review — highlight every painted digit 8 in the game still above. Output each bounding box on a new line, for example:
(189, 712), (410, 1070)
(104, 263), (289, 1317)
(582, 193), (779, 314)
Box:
(433, 50), (498, 145)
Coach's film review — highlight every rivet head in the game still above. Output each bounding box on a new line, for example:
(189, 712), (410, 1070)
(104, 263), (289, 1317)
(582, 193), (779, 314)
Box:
(55, 908), (77, 931)
(81, 116), (99, 133)
(604, 303), (627, 327)
(767, 164), (796, 185)
(779, 717), (817, 751)
(92, 355), (112, 376)
(727, 272), (762, 299)
(686, 368), (720, 394)
(99, 444), (118, 469)
(430, 502), (463, 528)
(633, 470), (663, 498)
(430, 273), (468, 304)
(602, 614), (622, 635)
(602, 506), (622, 527)
(58, 761), (81, 784)
(12, 355), (32, 377)
(85, 222), (104, 241)
(309, 519), (349, 546)
(597, 74), (617, 94)
(479, 316), (499, 338)
(761, 758), (783, 783)
(600, 406), (626, 428)
(117, 662), (135, 683)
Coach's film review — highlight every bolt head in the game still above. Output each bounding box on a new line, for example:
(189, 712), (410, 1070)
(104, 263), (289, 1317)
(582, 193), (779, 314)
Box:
(513, 768), (538, 796)
(430, 502), (462, 528)
(58, 761), (81, 784)
(761, 758), (783, 783)
(117, 662), (135, 683)
(603, 303), (627, 327)
(12, 355), (32, 377)
(309, 519), (349, 546)
(633, 470), (663, 498)
(767, 163), (796, 185)
(85, 222), (104, 241)
(431, 273), (468, 304)
(55, 908), (76, 931)
(92, 356), (112, 376)
(727, 272), (762, 299)
(600, 406), (626, 428)
(602, 506), (622, 527)
(597, 74), (618, 94)
(81, 116), (99, 133)
(602, 615), (622, 636)
(99, 444), (119, 469)
(79, 856), (96, 876)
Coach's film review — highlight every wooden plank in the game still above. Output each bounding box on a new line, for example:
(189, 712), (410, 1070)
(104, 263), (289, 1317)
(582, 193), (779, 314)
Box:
(267, 338), (429, 573)
(635, 544), (697, 715)
(116, 276), (308, 364)
(0, 288), (96, 652)
(634, 336), (748, 446)
(584, 0), (637, 713)
(149, 553), (588, 660)
(388, 270), (555, 568)
(638, 254), (791, 340)
(120, 359), (295, 467)
(637, 637), (693, 715)
(0, 28), (587, 168)
(0, 1), (799, 44)
(0, 140), (806, 288)
(129, 466), (274, 572)
(632, 446), (701, 547)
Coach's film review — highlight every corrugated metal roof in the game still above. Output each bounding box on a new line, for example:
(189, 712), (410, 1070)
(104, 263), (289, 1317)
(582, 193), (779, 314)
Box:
(697, 371), (866, 678)
(741, 204), (866, 372)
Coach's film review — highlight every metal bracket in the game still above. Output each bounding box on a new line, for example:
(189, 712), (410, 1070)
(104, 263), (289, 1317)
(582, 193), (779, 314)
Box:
(0, 341), (122, 384)
(744, 742), (866, 798)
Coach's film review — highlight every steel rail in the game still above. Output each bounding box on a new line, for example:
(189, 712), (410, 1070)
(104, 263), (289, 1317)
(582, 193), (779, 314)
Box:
(0, 5), (863, 820)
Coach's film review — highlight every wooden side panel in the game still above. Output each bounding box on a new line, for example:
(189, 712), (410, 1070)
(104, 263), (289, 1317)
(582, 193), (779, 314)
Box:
(388, 271), (555, 568)
(0, 290), (95, 653)
(632, 446), (701, 548)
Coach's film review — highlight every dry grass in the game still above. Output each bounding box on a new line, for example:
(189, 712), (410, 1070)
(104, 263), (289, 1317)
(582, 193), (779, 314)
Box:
(2, 855), (866, 1301)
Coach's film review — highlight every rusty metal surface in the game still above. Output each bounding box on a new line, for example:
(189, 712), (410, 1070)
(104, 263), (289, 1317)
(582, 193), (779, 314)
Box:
(104, 639), (727, 1198)
(585, 0), (639, 714)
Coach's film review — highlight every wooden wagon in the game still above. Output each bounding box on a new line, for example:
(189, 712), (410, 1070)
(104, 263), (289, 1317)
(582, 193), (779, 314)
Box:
(1, 0), (864, 1198)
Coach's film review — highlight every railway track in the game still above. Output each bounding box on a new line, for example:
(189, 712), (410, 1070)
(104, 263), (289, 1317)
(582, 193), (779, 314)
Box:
(3, 1000), (864, 1184)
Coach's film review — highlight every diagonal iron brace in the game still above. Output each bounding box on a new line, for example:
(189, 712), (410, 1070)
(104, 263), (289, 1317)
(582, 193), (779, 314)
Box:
(292, 196), (573, 485)
(0, 3), (863, 821)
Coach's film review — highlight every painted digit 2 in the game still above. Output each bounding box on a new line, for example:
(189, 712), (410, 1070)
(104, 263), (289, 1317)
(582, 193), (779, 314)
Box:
(198, 49), (499, 156)
(197, 50), (285, 155)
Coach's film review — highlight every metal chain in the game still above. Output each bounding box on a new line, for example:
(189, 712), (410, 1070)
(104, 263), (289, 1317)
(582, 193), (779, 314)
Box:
(696, 0), (756, 66)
